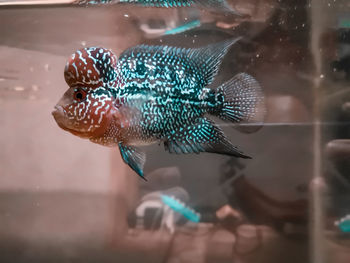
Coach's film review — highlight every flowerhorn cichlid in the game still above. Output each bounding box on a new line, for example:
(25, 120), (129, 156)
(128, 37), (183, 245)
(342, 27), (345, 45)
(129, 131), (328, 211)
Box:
(73, 0), (242, 15)
(52, 38), (265, 179)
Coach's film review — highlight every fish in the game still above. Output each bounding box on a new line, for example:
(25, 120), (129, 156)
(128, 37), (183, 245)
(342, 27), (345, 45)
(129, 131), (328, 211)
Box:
(73, 0), (242, 15)
(52, 38), (265, 180)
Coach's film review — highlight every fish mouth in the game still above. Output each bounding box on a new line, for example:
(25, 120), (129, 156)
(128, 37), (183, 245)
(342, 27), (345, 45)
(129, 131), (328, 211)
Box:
(51, 105), (66, 119)
(52, 105), (68, 127)
(51, 105), (65, 125)
(51, 106), (92, 139)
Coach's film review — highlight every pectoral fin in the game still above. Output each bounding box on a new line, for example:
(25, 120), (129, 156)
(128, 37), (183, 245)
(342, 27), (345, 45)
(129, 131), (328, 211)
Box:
(118, 143), (147, 180)
(164, 118), (250, 158)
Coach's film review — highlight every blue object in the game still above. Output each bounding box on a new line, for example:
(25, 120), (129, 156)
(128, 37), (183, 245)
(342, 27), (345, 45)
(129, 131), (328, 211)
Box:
(74, 0), (242, 15)
(336, 214), (350, 233)
(164, 20), (201, 35)
(161, 194), (200, 223)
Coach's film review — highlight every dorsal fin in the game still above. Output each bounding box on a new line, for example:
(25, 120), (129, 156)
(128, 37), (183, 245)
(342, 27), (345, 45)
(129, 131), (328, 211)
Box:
(119, 37), (241, 87)
(188, 37), (241, 85)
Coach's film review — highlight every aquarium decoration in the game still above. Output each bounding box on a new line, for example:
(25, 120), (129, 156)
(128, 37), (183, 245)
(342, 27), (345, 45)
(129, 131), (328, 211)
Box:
(163, 20), (201, 35)
(161, 194), (200, 223)
(335, 214), (350, 233)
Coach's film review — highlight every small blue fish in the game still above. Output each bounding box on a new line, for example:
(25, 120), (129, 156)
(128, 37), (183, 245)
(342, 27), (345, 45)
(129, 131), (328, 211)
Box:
(161, 195), (200, 222)
(73, 0), (241, 15)
(52, 38), (265, 179)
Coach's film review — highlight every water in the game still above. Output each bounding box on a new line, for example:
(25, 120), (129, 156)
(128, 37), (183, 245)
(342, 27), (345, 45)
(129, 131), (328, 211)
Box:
(0, 1), (350, 263)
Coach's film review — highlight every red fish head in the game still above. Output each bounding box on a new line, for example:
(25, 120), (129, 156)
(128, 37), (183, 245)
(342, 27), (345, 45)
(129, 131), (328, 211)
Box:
(52, 47), (119, 139)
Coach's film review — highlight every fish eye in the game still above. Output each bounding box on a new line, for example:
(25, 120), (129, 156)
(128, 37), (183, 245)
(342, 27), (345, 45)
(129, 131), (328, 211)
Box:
(73, 88), (87, 102)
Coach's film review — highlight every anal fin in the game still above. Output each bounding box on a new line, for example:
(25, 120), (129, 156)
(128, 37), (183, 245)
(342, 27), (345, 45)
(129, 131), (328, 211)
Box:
(164, 118), (250, 158)
(118, 143), (147, 180)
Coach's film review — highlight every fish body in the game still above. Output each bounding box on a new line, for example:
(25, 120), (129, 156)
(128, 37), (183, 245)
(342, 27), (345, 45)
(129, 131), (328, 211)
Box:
(74, 0), (241, 15)
(52, 39), (264, 179)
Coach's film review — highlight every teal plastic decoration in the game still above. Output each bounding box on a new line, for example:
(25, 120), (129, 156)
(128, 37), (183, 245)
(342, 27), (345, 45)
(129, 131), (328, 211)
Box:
(161, 195), (200, 223)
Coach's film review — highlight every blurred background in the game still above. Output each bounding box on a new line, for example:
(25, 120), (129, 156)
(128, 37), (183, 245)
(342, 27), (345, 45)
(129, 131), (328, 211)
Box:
(0, 0), (349, 262)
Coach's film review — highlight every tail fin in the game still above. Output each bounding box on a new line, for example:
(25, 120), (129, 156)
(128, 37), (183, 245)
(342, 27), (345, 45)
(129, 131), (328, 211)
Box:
(213, 73), (265, 129)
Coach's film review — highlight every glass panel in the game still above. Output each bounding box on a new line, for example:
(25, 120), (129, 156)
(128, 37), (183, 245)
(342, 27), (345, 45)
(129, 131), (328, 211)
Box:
(0, 1), (349, 262)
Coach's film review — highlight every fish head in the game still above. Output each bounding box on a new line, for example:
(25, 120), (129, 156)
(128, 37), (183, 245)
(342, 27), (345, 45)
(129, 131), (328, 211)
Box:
(52, 47), (120, 139)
